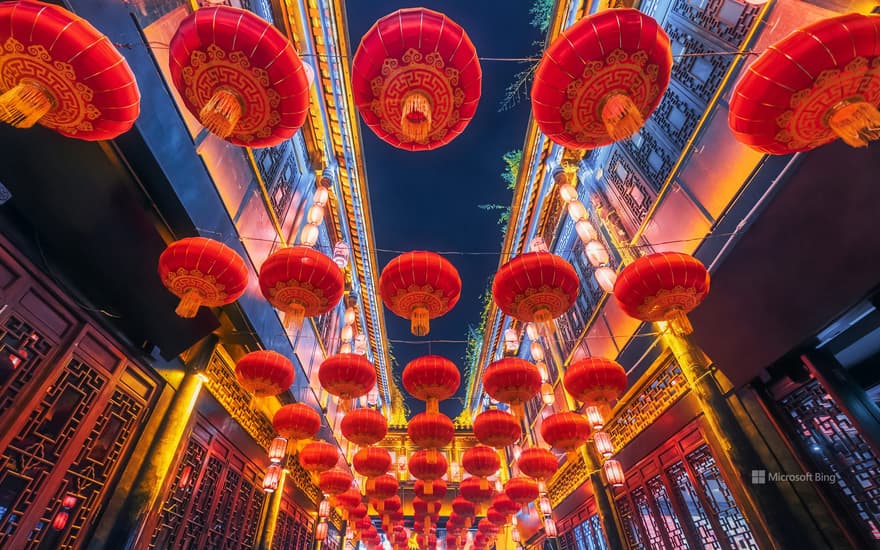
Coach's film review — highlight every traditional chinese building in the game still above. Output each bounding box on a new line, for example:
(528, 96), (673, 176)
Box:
(0, 0), (878, 550)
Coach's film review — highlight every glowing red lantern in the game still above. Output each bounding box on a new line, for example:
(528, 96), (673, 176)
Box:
(353, 447), (392, 478)
(319, 469), (353, 496)
(318, 354), (377, 407)
(402, 355), (461, 413)
(349, 502), (368, 520)
(517, 447), (559, 482)
(462, 445), (500, 478)
(505, 477), (539, 510)
(531, 8), (672, 147)
(613, 252), (710, 335)
(452, 496), (476, 518)
(491, 493), (520, 516)
(408, 413), (455, 459)
(234, 350), (294, 397)
(273, 403), (321, 442)
(379, 251), (461, 336)
(299, 441), (339, 474)
(408, 449), (448, 495)
(365, 474), (399, 500)
(486, 507), (507, 526)
(492, 252), (579, 326)
(341, 407), (388, 446)
(459, 476), (494, 506)
(169, 6), (309, 147)
(415, 479), (448, 503)
(482, 357), (542, 418)
(563, 357), (628, 412)
(351, 8), (481, 151)
(412, 497), (441, 517)
(158, 237), (248, 318)
(0, 1), (139, 139)
(259, 246), (345, 330)
(477, 518), (499, 535)
(540, 412), (591, 455)
(729, 13), (880, 153)
(473, 409), (521, 449)
(334, 488), (362, 511)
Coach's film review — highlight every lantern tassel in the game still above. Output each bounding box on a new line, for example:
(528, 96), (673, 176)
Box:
(668, 309), (693, 336)
(828, 100), (880, 148)
(479, 477), (489, 492)
(410, 305), (430, 336)
(283, 303), (306, 331)
(174, 289), (204, 318)
(0, 80), (53, 128)
(400, 90), (432, 142)
(511, 403), (526, 423)
(600, 93), (644, 142)
(200, 88), (243, 138)
(426, 398), (439, 414)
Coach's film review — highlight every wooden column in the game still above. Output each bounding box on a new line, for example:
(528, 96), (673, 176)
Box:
(256, 470), (286, 550)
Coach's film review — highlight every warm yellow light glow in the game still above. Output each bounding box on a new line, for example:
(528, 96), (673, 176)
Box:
(576, 219), (598, 243)
(585, 406), (605, 430)
(567, 200), (588, 223)
(536, 361), (549, 382)
(308, 205), (325, 225)
(530, 342), (544, 362)
(344, 307), (357, 325)
(269, 437), (288, 464)
(525, 323), (539, 341)
(593, 431), (614, 459)
(341, 325), (354, 342)
(584, 240), (610, 267)
(314, 186), (329, 207)
(541, 383), (555, 405)
(558, 183), (578, 202)
(300, 223), (320, 246)
(594, 267), (617, 293)
(603, 459), (625, 487)
(263, 464), (282, 492)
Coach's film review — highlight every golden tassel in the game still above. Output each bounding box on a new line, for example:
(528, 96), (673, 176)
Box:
(511, 403), (526, 424)
(199, 88), (243, 138)
(427, 448), (438, 465)
(400, 90), (432, 141)
(828, 100), (880, 148)
(425, 480), (433, 495)
(283, 302), (306, 331)
(410, 305), (430, 336)
(668, 309), (693, 336)
(479, 477), (489, 492)
(174, 289), (204, 318)
(0, 80), (53, 128)
(600, 93), (644, 142)
(426, 398), (439, 414)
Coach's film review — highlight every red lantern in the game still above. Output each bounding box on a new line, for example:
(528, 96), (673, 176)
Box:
(492, 252), (579, 326)
(234, 350), (294, 397)
(477, 518), (499, 535)
(351, 8), (481, 151)
(334, 488), (362, 511)
(169, 6), (309, 147)
(0, 0), (139, 139)
(349, 502), (368, 520)
(452, 496), (476, 518)
(299, 441), (339, 473)
(482, 358), (542, 418)
(318, 354), (377, 406)
(259, 246), (345, 330)
(486, 507), (507, 526)
(158, 237), (248, 318)
(412, 497), (441, 518)
(414, 478), (447, 502)
(540, 412), (591, 454)
(461, 445), (501, 478)
(353, 447), (392, 478)
(473, 409), (521, 449)
(531, 8), (672, 147)
(341, 407), (388, 446)
(365, 474), (399, 500)
(729, 13), (880, 153)
(402, 355), (461, 413)
(505, 477), (539, 510)
(491, 493), (520, 517)
(613, 252), (710, 335)
(273, 403), (321, 442)
(517, 447), (559, 482)
(459, 476), (494, 506)
(563, 357), (628, 412)
(408, 449), (448, 495)
(319, 469), (353, 496)
(408, 412), (455, 450)
(379, 251), (461, 336)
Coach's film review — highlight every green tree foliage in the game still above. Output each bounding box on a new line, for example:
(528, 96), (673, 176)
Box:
(530, 0), (554, 33)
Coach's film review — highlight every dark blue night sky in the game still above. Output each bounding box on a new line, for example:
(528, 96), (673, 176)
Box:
(345, 1), (542, 417)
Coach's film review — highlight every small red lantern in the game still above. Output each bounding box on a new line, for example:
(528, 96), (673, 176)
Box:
(452, 496), (476, 518)
(259, 246), (345, 330)
(353, 447), (392, 478)
(318, 354), (377, 408)
(459, 476), (494, 507)
(412, 497), (441, 517)
(517, 447), (559, 482)
(408, 449), (448, 495)
(169, 6), (310, 147)
(477, 518), (499, 535)
(299, 441), (339, 474)
(613, 252), (710, 335)
(505, 477), (539, 510)
(531, 8), (672, 147)
(365, 474), (399, 500)
(540, 412), (591, 455)
(0, 1), (140, 139)
(462, 445), (501, 478)
(349, 502), (368, 520)
(491, 493), (520, 517)
(52, 511), (69, 531)
(402, 355), (461, 413)
(563, 357), (628, 413)
(319, 469), (353, 496)
(492, 252), (579, 326)
(351, 8), (481, 151)
(729, 13), (880, 153)
(379, 251), (461, 336)
(158, 237), (248, 318)
(414, 478), (448, 502)
(486, 507), (507, 526)
(273, 403), (321, 442)
(408, 412), (455, 451)
(334, 488), (363, 510)
(473, 409), (521, 449)
(482, 358), (542, 418)
(341, 407), (388, 446)
(234, 350), (295, 398)
(603, 459), (626, 487)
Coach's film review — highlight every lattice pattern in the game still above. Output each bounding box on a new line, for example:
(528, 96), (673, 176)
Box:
(666, 462), (721, 549)
(616, 496), (647, 550)
(632, 487), (666, 549)
(604, 149), (657, 228)
(0, 314), (56, 416)
(255, 141), (299, 223)
(646, 475), (689, 549)
(665, 22), (735, 104)
(204, 351), (276, 449)
(561, 512), (609, 550)
(620, 126), (676, 187)
(548, 455), (588, 507)
(778, 378), (880, 541)
(670, 0), (761, 47)
(650, 85), (703, 149)
(150, 438), (209, 548)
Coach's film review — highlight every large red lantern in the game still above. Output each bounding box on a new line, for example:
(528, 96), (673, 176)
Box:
(259, 246), (345, 330)
(564, 357), (628, 412)
(408, 449), (448, 495)
(531, 8), (672, 147)
(473, 409), (521, 449)
(504, 477), (539, 509)
(492, 252), (579, 326)
(234, 351), (294, 397)
(729, 13), (880, 153)
(462, 445), (501, 478)
(351, 8), (481, 151)
(299, 441), (339, 474)
(402, 355), (461, 413)
(158, 237), (248, 318)
(319, 469), (353, 496)
(169, 6), (309, 147)
(0, 1), (140, 139)
(318, 354), (377, 407)
(379, 251), (462, 336)
(540, 412), (591, 455)
(408, 413), (455, 452)
(353, 447), (392, 478)
(414, 479), (447, 502)
(482, 358), (541, 418)
(273, 403), (321, 442)
(517, 447), (559, 482)
(613, 252), (710, 335)
(341, 407), (388, 446)
(365, 474), (399, 501)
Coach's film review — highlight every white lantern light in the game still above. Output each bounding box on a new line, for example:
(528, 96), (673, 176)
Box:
(585, 240), (610, 267)
(307, 204), (325, 225)
(300, 223), (320, 247)
(575, 219), (598, 242)
(268, 436), (288, 464)
(333, 241), (350, 269)
(536, 361), (549, 382)
(263, 464), (282, 492)
(530, 237), (549, 253)
(511, 528), (520, 542)
(593, 431), (614, 459)
(344, 306), (356, 325)
(530, 342), (544, 362)
(544, 518), (557, 538)
(319, 498), (331, 519)
(539, 497), (552, 516)
(339, 341), (352, 354)
(558, 183), (578, 202)
(316, 521), (329, 541)
(450, 460), (460, 481)
(541, 383), (555, 405)
(594, 266), (617, 293)
(503, 328), (520, 353)
(314, 186), (329, 207)
(367, 384), (379, 406)
(354, 334), (368, 356)
(603, 459), (625, 487)
(567, 200), (588, 222)
(341, 325), (354, 343)
(585, 406), (605, 430)
(525, 323), (539, 341)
